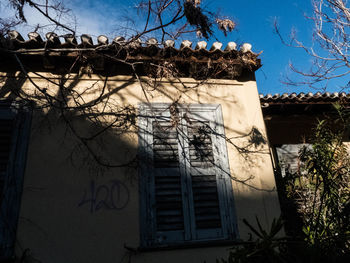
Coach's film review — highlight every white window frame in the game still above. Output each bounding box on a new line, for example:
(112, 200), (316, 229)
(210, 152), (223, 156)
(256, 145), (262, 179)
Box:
(138, 103), (238, 248)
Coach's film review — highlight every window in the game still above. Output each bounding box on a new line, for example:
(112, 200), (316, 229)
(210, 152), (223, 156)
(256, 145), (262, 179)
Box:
(276, 144), (309, 177)
(0, 101), (31, 260)
(138, 103), (237, 248)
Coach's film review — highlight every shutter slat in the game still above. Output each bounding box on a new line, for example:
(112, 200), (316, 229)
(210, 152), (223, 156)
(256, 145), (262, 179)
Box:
(156, 151), (177, 156)
(154, 138), (178, 144)
(193, 200), (220, 208)
(192, 181), (217, 188)
(155, 184), (181, 190)
(193, 193), (220, 201)
(157, 209), (182, 216)
(153, 131), (177, 136)
(196, 220), (221, 228)
(190, 152), (213, 160)
(190, 161), (214, 168)
(155, 175), (181, 186)
(195, 214), (221, 221)
(154, 155), (179, 161)
(153, 144), (178, 151)
(188, 144), (212, 149)
(154, 162), (179, 168)
(157, 216), (184, 224)
(155, 189), (182, 196)
(195, 207), (220, 215)
(156, 202), (183, 210)
(156, 195), (182, 202)
(193, 176), (216, 184)
(157, 223), (184, 231)
(193, 187), (218, 194)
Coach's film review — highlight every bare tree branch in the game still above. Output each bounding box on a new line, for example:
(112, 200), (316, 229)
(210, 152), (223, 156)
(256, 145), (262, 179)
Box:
(274, 0), (350, 90)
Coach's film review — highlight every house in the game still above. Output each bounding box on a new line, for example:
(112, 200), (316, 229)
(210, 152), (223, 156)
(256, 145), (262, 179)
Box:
(260, 92), (350, 236)
(0, 31), (281, 262)
(260, 92), (350, 173)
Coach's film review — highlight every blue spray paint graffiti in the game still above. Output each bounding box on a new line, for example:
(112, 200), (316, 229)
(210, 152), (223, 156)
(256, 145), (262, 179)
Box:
(78, 180), (130, 213)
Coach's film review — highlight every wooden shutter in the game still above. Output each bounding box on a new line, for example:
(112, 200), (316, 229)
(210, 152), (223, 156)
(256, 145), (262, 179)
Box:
(181, 107), (235, 240)
(0, 120), (14, 207)
(0, 104), (31, 260)
(139, 106), (191, 246)
(152, 121), (184, 232)
(139, 103), (238, 247)
(187, 121), (222, 231)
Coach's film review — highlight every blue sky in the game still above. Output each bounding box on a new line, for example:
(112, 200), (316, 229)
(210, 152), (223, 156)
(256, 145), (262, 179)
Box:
(1, 0), (347, 95)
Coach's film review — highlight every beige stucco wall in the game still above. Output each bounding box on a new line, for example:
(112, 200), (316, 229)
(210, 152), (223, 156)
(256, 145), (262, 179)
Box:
(1, 73), (281, 263)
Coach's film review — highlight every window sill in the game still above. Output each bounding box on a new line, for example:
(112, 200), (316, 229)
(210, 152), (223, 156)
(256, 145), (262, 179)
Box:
(138, 239), (247, 252)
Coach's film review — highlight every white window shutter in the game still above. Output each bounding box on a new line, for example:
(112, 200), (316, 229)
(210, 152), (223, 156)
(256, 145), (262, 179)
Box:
(138, 103), (238, 247)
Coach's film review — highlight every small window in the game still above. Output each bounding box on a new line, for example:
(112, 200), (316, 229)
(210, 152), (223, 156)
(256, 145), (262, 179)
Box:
(138, 103), (237, 248)
(0, 101), (31, 260)
(276, 144), (310, 177)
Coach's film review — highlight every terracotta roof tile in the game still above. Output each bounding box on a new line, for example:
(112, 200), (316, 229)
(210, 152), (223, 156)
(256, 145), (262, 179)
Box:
(2, 30), (256, 54)
(0, 30), (262, 78)
(260, 92), (350, 104)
